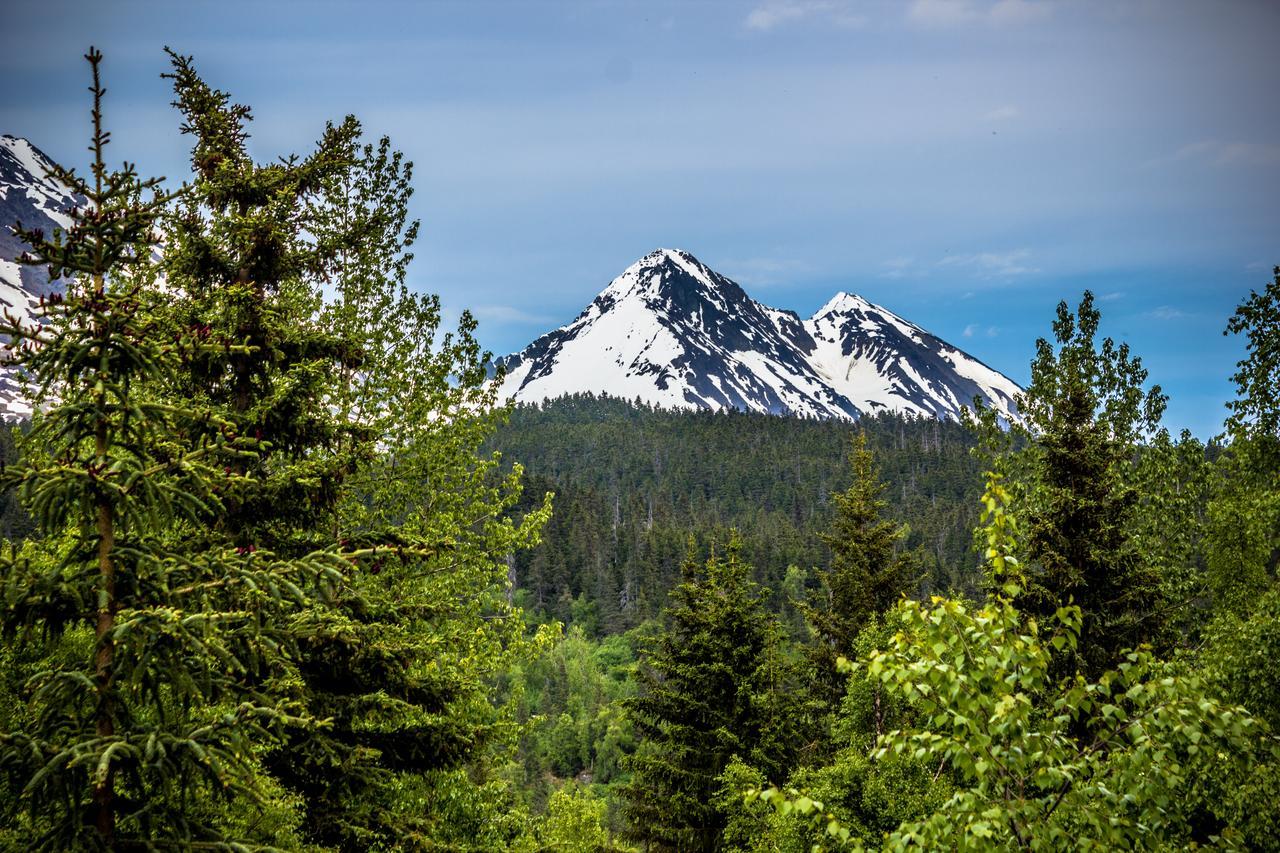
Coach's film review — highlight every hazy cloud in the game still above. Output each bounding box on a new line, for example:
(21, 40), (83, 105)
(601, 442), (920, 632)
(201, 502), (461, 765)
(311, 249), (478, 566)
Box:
(983, 105), (1020, 121)
(718, 256), (809, 287)
(745, 1), (867, 32)
(878, 256), (917, 279)
(1144, 305), (1187, 321)
(908, 0), (978, 27)
(1150, 140), (1280, 169)
(471, 305), (557, 326)
(938, 249), (1038, 277)
(988, 0), (1053, 26)
(908, 0), (1050, 28)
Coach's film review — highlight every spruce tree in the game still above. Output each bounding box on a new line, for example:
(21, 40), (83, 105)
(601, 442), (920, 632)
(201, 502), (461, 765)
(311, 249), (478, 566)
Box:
(0, 48), (336, 850)
(804, 431), (918, 706)
(1016, 291), (1167, 678)
(157, 53), (552, 849)
(160, 49), (365, 556)
(621, 534), (800, 852)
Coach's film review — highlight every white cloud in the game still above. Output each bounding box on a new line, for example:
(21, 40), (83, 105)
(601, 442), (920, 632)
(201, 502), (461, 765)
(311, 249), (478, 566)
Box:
(1098, 291), (1126, 302)
(1144, 306), (1187, 321)
(744, 1), (867, 32)
(938, 248), (1038, 277)
(963, 322), (999, 337)
(983, 105), (1020, 121)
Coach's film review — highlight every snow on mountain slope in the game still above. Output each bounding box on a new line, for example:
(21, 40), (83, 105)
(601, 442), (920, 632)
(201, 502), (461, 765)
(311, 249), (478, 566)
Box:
(497, 249), (1022, 424)
(497, 249), (859, 419)
(0, 136), (84, 418)
(805, 291), (1022, 421)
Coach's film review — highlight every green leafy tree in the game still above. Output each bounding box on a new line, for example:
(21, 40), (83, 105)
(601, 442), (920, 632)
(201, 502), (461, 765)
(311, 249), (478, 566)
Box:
(1225, 266), (1280, 449)
(1016, 291), (1168, 678)
(1129, 428), (1212, 639)
(855, 474), (1277, 850)
(1205, 266), (1280, 611)
(534, 784), (612, 852)
(0, 49), (335, 849)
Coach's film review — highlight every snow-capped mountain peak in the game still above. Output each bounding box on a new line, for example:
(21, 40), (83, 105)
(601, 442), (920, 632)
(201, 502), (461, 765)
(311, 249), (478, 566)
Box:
(0, 135), (85, 419)
(0, 137), (1023, 427)
(601, 248), (752, 315)
(498, 250), (1023, 424)
(815, 291), (875, 315)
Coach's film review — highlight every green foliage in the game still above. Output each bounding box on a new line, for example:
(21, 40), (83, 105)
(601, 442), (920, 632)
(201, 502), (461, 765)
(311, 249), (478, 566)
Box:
(620, 535), (807, 852)
(494, 396), (987, 634)
(804, 431), (920, 713)
(0, 49), (338, 849)
(511, 627), (636, 791)
(863, 593), (1275, 849)
(1129, 428), (1213, 638)
(161, 47), (363, 555)
(1224, 265), (1280, 449)
(1204, 268), (1280, 613)
(154, 51), (555, 851)
(848, 473), (1279, 850)
(534, 784), (613, 852)
(1016, 291), (1168, 678)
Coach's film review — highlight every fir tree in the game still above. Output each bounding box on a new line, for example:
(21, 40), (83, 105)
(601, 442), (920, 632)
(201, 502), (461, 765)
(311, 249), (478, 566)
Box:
(621, 534), (800, 852)
(0, 48), (337, 849)
(803, 431), (919, 707)
(160, 49), (365, 556)
(157, 53), (553, 849)
(1016, 291), (1168, 678)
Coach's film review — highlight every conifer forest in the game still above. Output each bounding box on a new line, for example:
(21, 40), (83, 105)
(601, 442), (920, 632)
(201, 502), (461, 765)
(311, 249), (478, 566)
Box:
(1, 48), (1279, 852)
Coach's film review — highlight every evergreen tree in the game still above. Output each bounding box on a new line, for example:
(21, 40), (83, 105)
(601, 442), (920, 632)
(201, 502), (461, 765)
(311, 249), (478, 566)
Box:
(621, 534), (801, 852)
(803, 431), (919, 707)
(1015, 291), (1168, 678)
(161, 49), (364, 556)
(157, 53), (553, 849)
(0, 48), (335, 849)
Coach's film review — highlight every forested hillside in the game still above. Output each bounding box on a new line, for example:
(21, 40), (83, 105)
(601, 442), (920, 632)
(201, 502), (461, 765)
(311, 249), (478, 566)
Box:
(491, 398), (988, 634)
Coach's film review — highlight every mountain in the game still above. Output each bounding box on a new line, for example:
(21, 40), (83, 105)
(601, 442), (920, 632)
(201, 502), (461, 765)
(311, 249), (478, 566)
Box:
(496, 249), (1023, 424)
(0, 138), (1020, 425)
(0, 135), (83, 419)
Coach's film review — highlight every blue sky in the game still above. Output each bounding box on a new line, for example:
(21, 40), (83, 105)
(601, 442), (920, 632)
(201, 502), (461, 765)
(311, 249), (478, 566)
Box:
(2, 0), (1277, 437)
